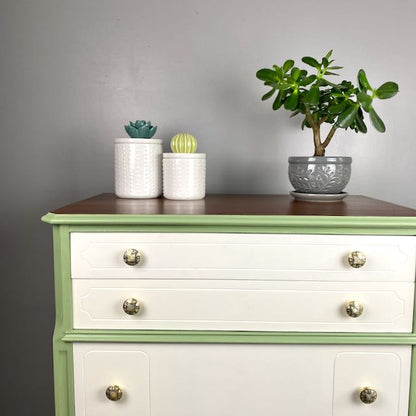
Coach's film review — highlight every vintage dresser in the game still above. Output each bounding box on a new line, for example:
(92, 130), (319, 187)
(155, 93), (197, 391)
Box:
(42, 194), (416, 415)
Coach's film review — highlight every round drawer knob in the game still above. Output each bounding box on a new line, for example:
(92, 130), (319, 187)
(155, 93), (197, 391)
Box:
(346, 300), (364, 318)
(123, 248), (142, 266)
(106, 385), (123, 401)
(360, 387), (377, 404)
(123, 298), (141, 315)
(348, 251), (366, 268)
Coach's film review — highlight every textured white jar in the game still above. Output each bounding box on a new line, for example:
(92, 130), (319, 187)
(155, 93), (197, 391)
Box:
(114, 138), (162, 198)
(163, 153), (206, 200)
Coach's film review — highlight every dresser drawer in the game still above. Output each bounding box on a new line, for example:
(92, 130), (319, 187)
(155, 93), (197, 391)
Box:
(70, 233), (416, 282)
(73, 279), (414, 332)
(73, 343), (411, 416)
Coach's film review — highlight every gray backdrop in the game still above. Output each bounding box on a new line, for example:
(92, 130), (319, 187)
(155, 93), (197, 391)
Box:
(1, 0), (416, 414)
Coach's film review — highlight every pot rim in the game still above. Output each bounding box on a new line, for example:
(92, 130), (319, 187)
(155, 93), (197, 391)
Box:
(163, 153), (206, 159)
(115, 138), (163, 144)
(288, 156), (352, 164)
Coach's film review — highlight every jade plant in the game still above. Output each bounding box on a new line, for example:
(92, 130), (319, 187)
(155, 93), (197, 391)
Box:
(170, 133), (198, 153)
(256, 50), (399, 156)
(125, 120), (157, 138)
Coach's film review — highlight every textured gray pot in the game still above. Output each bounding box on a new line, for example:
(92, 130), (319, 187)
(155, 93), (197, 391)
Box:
(288, 156), (352, 194)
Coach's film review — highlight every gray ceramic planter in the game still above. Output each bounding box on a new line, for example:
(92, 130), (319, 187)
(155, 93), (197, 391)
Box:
(288, 156), (352, 194)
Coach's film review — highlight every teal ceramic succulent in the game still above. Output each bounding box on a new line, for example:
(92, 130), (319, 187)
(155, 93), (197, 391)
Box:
(125, 120), (157, 138)
(170, 133), (198, 153)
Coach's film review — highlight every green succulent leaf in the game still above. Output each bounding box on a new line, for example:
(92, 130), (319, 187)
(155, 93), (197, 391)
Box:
(262, 88), (276, 101)
(325, 50), (333, 60)
(324, 71), (339, 76)
(375, 82), (399, 99)
(328, 101), (348, 114)
(303, 85), (320, 106)
(369, 107), (386, 132)
(283, 59), (295, 73)
(355, 113), (368, 133)
(256, 69), (277, 82)
(335, 104), (359, 129)
(325, 113), (337, 124)
(357, 92), (373, 112)
(320, 79), (346, 89)
(291, 67), (301, 81)
(358, 69), (372, 91)
(276, 82), (292, 91)
(298, 75), (317, 86)
(284, 91), (299, 110)
(327, 66), (343, 70)
(272, 90), (284, 110)
(301, 117), (307, 130)
(301, 56), (320, 69)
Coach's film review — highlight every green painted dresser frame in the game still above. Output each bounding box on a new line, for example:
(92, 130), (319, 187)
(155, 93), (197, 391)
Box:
(42, 194), (416, 415)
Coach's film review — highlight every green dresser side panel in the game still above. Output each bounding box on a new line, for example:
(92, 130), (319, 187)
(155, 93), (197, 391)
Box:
(45, 210), (416, 416)
(52, 226), (75, 416)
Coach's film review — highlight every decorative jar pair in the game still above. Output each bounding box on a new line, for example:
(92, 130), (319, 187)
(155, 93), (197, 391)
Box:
(114, 124), (205, 200)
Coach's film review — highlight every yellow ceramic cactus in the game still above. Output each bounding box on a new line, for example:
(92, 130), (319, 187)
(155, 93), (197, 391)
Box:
(170, 133), (198, 153)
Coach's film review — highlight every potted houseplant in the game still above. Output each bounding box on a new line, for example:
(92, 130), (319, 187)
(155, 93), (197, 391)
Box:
(163, 133), (206, 200)
(114, 120), (163, 198)
(256, 50), (398, 199)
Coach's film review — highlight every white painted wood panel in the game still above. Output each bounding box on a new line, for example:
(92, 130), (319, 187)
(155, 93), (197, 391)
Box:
(73, 348), (150, 416)
(333, 352), (405, 415)
(73, 279), (414, 332)
(70, 233), (416, 281)
(73, 343), (411, 416)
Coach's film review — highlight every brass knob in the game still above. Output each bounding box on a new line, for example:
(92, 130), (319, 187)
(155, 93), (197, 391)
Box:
(123, 298), (141, 315)
(360, 387), (377, 404)
(346, 300), (364, 318)
(106, 385), (123, 401)
(123, 248), (142, 266)
(348, 251), (366, 268)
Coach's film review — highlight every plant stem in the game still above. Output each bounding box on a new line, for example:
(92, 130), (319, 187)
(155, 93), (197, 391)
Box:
(322, 126), (337, 150)
(305, 105), (323, 156)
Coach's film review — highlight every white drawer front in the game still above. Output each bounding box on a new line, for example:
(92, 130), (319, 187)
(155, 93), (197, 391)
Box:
(73, 348), (150, 416)
(73, 343), (411, 416)
(333, 352), (405, 415)
(73, 279), (414, 332)
(70, 233), (416, 281)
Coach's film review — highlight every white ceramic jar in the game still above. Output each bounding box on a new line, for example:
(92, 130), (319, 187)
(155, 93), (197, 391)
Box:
(162, 153), (206, 200)
(114, 138), (163, 198)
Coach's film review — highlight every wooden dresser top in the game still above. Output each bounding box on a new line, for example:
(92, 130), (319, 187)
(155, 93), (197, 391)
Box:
(51, 193), (416, 217)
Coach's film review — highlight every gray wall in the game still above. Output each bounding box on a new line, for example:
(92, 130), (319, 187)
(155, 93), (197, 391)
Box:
(1, 0), (416, 414)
